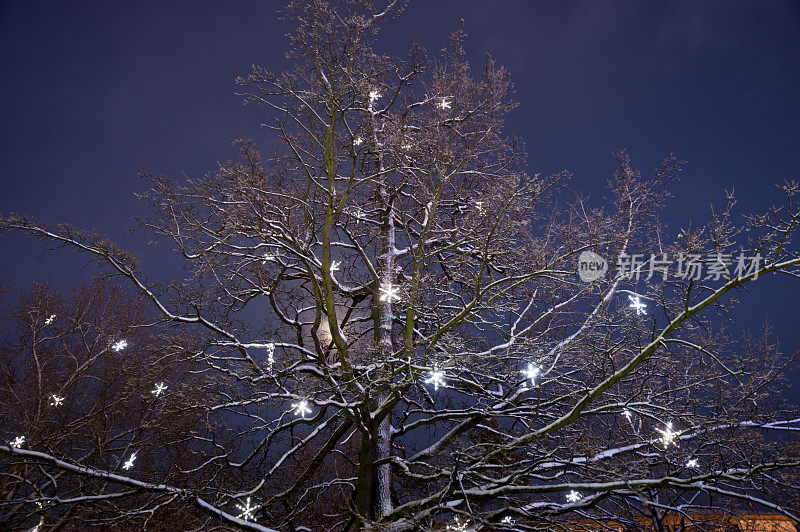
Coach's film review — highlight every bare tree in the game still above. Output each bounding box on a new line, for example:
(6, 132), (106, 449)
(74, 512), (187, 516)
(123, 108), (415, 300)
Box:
(2, 1), (800, 531)
(0, 280), (214, 530)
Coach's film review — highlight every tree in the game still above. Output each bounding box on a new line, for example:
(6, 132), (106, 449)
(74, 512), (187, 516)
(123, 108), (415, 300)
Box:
(2, 1), (800, 530)
(0, 280), (211, 530)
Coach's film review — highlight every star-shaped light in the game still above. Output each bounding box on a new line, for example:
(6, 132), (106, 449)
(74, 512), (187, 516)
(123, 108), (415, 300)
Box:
(235, 496), (258, 521)
(379, 282), (401, 303)
(122, 452), (137, 470)
(353, 137), (364, 146)
(628, 295), (647, 315)
(151, 382), (168, 397)
(438, 96), (453, 110)
(686, 458), (699, 468)
(44, 314), (56, 325)
(566, 490), (583, 503)
(424, 367), (446, 391)
(521, 363), (541, 388)
(292, 399), (312, 418)
(10, 435), (25, 448)
(655, 422), (678, 448)
(368, 88), (382, 102)
(49, 394), (65, 407)
(112, 339), (128, 352)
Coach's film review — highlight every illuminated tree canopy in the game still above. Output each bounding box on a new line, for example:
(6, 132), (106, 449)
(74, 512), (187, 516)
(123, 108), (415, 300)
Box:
(2, 1), (800, 530)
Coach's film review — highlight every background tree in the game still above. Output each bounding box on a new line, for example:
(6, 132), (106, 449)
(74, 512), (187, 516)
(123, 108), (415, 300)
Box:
(0, 280), (213, 530)
(2, 1), (800, 531)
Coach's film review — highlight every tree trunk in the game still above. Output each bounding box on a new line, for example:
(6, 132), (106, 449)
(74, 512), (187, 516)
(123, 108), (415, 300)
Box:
(354, 431), (376, 525)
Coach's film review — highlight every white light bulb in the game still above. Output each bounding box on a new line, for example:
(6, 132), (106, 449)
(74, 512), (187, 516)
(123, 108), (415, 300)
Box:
(379, 282), (401, 302)
(235, 496), (258, 521)
(112, 339), (128, 352)
(292, 399), (312, 418)
(628, 295), (647, 315)
(521, 363), (541, 387)
(655, 422), (678, 448)
(566, 490), (582, 503)
(122, 452), (137, 470)
(424, 367), (446, 391)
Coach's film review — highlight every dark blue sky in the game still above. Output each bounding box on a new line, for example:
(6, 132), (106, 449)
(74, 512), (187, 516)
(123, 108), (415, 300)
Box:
(1, 1), (799, 394)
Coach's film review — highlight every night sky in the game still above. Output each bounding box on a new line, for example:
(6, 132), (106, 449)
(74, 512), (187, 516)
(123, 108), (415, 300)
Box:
(1, 1), (799, 396)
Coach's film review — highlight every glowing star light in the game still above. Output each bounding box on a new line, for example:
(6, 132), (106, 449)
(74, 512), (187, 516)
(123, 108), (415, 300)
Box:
(112, 339), (128, 352)
(438, 96), (453, 110)
(122, 452), (137, 470)
(628, 295), (647, 315)
(44, 314), (56, 325)
(379, 282), (401, 303)
(292, 399), (312, 418)
(353, 137), (364, 146)
(10, 435), (25, 448)
(566, 490), (583, 503)
(521, 363), (541, 388)
(49, 394), (65, 407)
(368, 88), (382, 102)
(151, 382), (168, 397)
(656, 422), (678, 448)
(424, 367), (446, 391)
(235, 496), (258, 521)
(686, 458), (699, 468)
